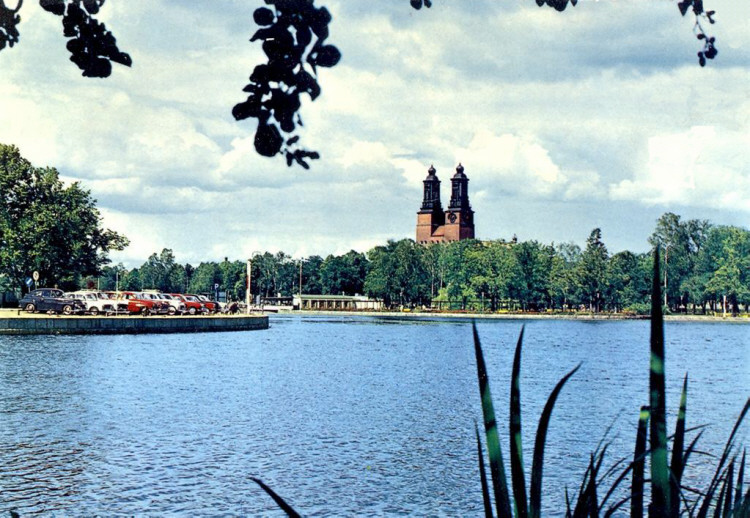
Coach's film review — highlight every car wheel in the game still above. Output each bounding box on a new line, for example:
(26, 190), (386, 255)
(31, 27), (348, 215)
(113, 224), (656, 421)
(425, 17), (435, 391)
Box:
(188, 307), (197, 315)
(168, 306), (176, 315)
(89, 306), (99, 316)
(62, 305), (74, 316)
(24, 303), (36, 312)
(141, 308), (150, 317)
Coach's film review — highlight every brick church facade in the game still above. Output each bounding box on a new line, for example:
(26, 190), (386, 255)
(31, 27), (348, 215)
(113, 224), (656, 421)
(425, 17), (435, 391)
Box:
(416, 164), (475, 244)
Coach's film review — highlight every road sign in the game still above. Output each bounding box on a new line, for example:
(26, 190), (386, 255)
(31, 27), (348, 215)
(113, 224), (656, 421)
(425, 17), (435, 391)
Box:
(214, 283), (219, 290)
(32, 271), (39, 281)
(25, 277), (33, 287)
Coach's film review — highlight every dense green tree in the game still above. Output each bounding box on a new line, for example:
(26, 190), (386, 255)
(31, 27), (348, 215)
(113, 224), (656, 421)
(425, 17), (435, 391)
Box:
(320, 250), (367, 296)
(578, 228), (609, 312)
(512, 240), (553, 310)
(648, 212), (711, 310)
(701, 226), (750, 315)
(300, 255), (323, 295)
(464, 241), (519, 311)
(549, 242), (581, 310)
(605, 251), (650, 312)
(189, 261), (221, 295)
(0, 144), (129, 293)
(138, 248), (184, 292)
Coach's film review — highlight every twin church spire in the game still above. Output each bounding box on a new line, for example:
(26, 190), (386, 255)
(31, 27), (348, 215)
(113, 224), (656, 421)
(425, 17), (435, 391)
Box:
(416, 164), (475, 244)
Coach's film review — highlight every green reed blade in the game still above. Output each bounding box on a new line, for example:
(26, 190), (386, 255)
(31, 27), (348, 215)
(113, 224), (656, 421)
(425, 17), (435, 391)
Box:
(722, 460), (735, 517)
(510, 326), (528, 518)
(573, 454), (600, 518)
(669, 374), (689, 517)
(714, 476), (728, 518)
(698, 398), (750, 518)
(529, 362), (581, 518)
(474, 322), (512, 518)
(632, 405), (650, 518)
(476, 421), (494, 518)
(250, 477), (301, 518)
(735, 486), (750, 518)
(649, 248), (671, 516)
(734, 450), (745, 514)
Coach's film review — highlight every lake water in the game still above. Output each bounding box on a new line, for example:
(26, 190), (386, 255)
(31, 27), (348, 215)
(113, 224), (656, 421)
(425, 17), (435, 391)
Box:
(1, 315), (747, 516)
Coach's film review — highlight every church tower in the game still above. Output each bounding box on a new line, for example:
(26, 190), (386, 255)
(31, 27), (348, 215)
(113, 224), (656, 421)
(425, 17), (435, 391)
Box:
(416, 165), (445, 243)
(443, 163), (475, 241)
(416, 163), (475, 243)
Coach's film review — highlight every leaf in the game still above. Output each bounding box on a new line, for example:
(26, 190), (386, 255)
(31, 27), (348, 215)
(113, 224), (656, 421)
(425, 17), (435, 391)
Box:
(475, 422), (494, 518)
(254, 121), (283, 157)
(250, 477), (301, 518)
(253, 7), (275, 26)
(510, 327), (529, 518)
(678, 1), (692, 16)
(312, 44), (341, 68)
(669, 375), (688, 517)
(632, 407), (650, 517)
(40, 0), (66, 16)
(474, 322), (513, 518)
(649, 248), (671, 516)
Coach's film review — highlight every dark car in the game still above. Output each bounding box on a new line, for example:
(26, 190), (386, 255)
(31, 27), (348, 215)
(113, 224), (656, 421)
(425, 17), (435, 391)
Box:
(19, 288), (87, 315)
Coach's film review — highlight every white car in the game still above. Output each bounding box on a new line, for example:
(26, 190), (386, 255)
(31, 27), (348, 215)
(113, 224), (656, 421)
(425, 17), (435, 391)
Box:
(151, 292), (186, 315)
(66, 291), (118, 316)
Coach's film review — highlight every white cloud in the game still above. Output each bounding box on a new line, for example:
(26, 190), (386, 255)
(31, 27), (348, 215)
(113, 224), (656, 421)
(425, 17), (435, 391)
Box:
(610, 126), (750, 211)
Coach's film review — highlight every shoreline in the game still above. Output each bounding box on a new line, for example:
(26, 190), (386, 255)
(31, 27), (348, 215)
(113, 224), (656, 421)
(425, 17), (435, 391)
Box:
(273, 310), (750, 323)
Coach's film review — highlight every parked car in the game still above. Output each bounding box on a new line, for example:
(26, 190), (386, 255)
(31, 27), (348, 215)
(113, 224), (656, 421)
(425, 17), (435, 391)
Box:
(149, 292), (186, 315)
(192, 294), (220, 313)
(170, 294), (207, 315)
(116, 291), (169, 316)
(66, 290), (118, 316)
(19, 288), (86, 315)
(102, 291), (130, 314)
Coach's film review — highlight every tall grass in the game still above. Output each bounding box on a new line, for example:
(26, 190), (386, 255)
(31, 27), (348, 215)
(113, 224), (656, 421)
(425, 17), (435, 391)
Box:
(255, 250), (747, 516)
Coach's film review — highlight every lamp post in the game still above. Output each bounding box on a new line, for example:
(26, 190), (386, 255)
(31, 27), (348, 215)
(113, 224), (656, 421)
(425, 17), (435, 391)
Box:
(663, 244), (670, 308)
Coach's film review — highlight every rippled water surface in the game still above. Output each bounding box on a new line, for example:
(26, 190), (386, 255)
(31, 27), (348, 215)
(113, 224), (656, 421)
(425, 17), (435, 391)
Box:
(1, 316), (748, 516)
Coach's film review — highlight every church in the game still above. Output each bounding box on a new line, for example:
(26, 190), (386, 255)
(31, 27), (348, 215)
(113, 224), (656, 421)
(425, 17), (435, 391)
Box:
(416, 164), (475, 244)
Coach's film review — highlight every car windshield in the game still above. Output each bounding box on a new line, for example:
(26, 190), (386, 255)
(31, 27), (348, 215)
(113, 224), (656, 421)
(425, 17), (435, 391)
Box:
(86, 294), (96, 300)
(162, 294), (174, 300)
(197, 296), (208, 301)
(185, 296), (199, 302)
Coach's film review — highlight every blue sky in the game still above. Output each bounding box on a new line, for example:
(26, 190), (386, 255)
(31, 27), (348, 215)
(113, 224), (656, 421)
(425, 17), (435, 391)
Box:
(1, 0), (747, 266)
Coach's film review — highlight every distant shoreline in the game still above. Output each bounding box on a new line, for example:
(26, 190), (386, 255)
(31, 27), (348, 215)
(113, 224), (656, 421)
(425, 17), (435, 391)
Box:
(275, 310), (750, 323)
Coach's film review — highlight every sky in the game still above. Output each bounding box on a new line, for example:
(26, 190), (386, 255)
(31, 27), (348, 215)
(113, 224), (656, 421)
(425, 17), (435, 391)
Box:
(0, 0), (748, 267)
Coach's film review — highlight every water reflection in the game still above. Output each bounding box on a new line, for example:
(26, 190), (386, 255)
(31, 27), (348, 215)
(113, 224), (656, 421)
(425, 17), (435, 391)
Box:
(0, 317), (747, 515)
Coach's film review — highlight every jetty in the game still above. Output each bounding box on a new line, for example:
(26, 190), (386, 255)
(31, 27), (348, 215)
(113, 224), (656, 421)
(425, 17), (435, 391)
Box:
(0, 309), (268, 335)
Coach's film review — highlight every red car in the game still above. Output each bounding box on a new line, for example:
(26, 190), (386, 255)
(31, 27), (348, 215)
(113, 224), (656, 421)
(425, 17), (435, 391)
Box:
(170, 294), (207, 315)
(116, 291), (169, 316)
(190, 294), (219, 313)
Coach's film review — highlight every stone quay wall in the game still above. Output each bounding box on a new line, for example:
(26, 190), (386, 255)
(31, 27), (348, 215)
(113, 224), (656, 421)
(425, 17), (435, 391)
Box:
(0, 311), (268, 335)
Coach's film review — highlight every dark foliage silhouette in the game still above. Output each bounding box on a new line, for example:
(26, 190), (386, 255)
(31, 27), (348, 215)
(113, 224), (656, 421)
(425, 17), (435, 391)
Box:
(39, 0), (131, 77)
(232, 0), (339, 169)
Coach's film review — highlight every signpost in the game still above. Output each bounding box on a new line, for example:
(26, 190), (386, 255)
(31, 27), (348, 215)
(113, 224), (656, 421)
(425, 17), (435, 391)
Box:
(32, 271), (39, 290)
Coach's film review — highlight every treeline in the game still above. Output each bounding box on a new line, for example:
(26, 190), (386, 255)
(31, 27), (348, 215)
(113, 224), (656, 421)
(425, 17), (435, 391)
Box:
(86, 213), (748, 314)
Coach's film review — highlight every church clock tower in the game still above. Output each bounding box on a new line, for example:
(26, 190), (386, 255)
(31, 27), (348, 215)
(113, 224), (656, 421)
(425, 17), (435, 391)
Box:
(416, 165), (445, 243)
(443, 163), (475, 241)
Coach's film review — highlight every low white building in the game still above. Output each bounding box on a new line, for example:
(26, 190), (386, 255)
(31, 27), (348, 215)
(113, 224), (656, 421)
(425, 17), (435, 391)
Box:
(292, 294), (383, 311)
